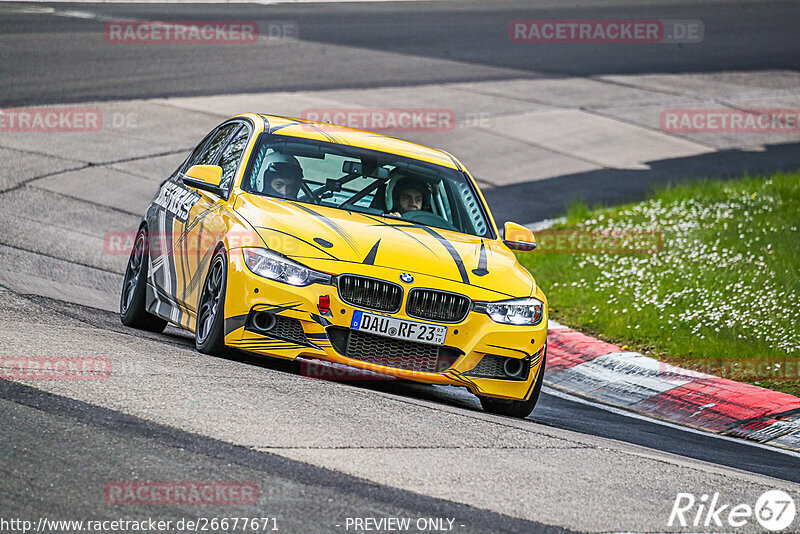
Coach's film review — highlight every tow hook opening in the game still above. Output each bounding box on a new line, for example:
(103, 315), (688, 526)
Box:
(252, 311), (277, 332)
(503, 358), (525, 379)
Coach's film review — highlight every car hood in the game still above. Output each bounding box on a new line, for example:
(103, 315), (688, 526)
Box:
(235, 194), (534, 298)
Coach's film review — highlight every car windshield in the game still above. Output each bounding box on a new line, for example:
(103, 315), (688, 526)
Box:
(241, 135), (493, 238)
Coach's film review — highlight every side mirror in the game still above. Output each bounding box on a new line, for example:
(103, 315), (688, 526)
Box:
(182, 165), (224, 195)
(503, 222), (536, 251)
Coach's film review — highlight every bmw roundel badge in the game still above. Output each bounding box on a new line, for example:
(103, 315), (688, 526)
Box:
(399, 273), (414, 284)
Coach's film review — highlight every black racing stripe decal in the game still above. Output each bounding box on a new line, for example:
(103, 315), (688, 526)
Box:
(233, 339), (298, 347)
(523, 374), (537, 400)
(235, 344), (301, 351)
(307, 123), (344, 144)
(235, 338), (321, 350)
(415, 226), (470, 285)
(486, 344), (531, 357)
(181, 246), (214, 306)
(178, 203), (216, 247)
(174, 202), (217, 308)
(362, 215), (436, 254)
(166, 210), (181, 325)
(235, 338), (322, 350)
(309, 314), (333, 327)
(176, 221), (193, 306)
(472, 241), (489, 277)
(445, 370), (484, 394)
(523, 345), (546, 401)
(288, 203), (359, 253)
(253, 302), (303, 314)
(268, 122), (301, 134)
(531, 344), (546, 370)
(225, 313), (249, 336)
(269, 121), (339, 144)
(362, 239), (381, 265)
(319, 130), (342, 145)
(232, 339), (304, 348)
(175, 217), (189, 318)
(305, 332), (329, 340)
(254, 226), (339, 260)
(193, 215), (203, 296)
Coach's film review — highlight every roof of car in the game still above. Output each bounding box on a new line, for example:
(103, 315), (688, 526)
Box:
(255, 114), (460, 170)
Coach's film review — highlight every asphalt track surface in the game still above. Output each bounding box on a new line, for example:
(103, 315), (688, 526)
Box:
(2, 1), (800, 532)
(2, 0), (800, 106)
(3, 0), (800, 223)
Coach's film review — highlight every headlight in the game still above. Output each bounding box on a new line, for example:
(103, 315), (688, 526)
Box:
(474, 297), (544, 326)
(242, 248), (331, 287)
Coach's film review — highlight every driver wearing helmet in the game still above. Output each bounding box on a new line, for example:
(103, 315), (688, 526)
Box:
(388, 176), (432, 217)
(251, 152), (304, 199)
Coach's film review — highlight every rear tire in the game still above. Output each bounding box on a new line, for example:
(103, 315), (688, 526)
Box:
(120, 226), (168, 333)
(195, 248), (229, 355)
(479, 345), (547, 418)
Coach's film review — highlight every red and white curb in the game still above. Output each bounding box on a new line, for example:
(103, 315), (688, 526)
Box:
(544, 321), (800, 452)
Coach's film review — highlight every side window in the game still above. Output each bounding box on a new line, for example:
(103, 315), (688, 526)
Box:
(217, 125), (250, 191)
(195, 123), (239, 167)
(182, 131), (216, 174)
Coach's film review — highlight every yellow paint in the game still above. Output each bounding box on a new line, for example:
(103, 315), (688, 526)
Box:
(159, 113), (549, 401)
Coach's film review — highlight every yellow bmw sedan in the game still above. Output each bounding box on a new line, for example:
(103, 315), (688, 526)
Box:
(120, 113), (547, 418)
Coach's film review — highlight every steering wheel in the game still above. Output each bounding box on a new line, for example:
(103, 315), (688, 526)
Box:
(401, 210), (458, 232)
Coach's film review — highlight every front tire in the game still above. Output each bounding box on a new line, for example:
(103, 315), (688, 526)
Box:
(120, 226), (168, 333)
(479, 345), (547, 418)
(195, 248), (229, 355)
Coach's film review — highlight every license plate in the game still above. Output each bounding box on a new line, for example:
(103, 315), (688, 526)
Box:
(350, 310), (447, 346)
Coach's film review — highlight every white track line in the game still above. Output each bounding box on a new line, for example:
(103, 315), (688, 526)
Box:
(543, 385), (800, 459)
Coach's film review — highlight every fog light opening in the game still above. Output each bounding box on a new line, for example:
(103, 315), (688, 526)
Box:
(253, 312), (276, 332)
(503, 358), (525, 379)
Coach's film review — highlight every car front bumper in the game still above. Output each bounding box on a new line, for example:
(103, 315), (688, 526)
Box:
(223, 248), (547, 401)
